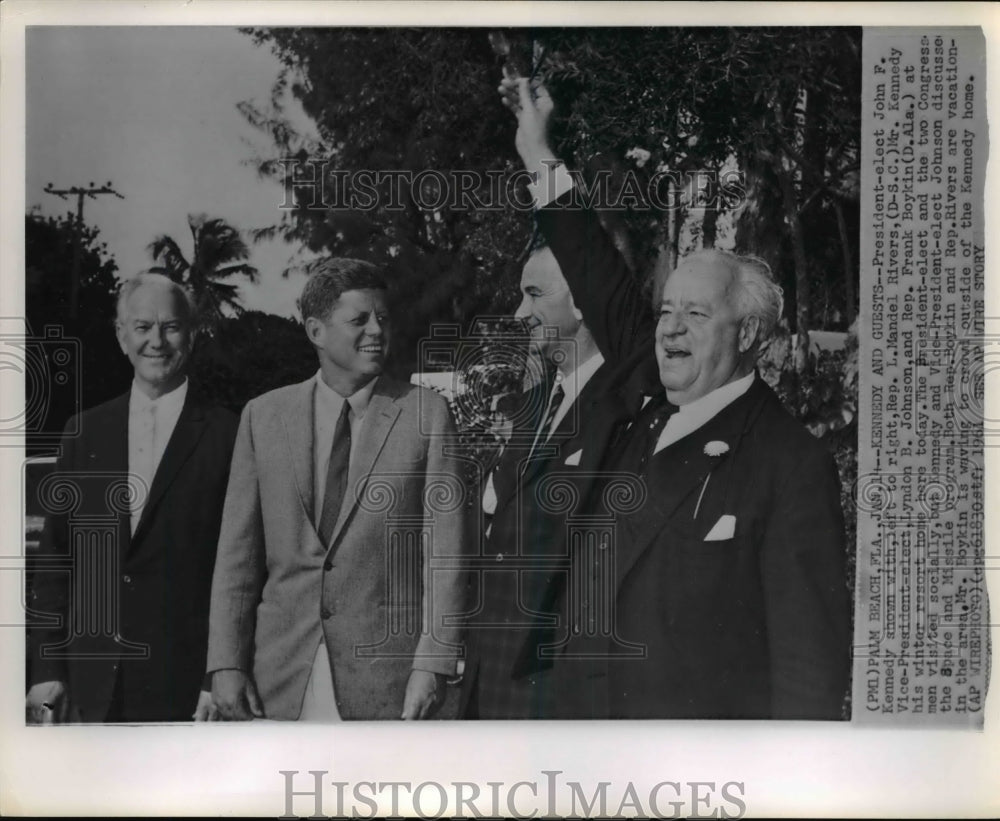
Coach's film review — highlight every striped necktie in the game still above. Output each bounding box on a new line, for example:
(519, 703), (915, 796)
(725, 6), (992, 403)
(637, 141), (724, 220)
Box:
(528, 382), (565, 456)
(631, 395), (677, 472)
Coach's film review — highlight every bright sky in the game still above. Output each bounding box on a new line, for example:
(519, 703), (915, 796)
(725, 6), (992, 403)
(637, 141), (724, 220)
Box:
(26, 26), (316, 318)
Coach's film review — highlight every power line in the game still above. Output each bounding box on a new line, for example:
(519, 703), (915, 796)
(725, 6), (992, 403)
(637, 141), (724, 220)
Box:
(43, 181), (125, 320)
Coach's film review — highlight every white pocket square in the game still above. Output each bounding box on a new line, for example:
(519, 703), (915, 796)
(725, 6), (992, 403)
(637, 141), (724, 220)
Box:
(704, 514), (736, 542)
(564, 448), (583, 466)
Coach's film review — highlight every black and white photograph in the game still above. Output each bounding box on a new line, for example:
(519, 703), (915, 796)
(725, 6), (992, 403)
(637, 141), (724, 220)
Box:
(1, 2), (997, 817)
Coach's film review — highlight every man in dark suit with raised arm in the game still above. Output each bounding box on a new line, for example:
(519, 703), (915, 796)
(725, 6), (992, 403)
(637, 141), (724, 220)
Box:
(499, 76), (851, 720)
(460, 236), (629, 719)
(26, 273), (238, 723)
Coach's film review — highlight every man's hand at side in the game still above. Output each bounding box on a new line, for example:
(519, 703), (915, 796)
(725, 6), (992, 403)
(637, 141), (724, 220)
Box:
(25, 680), (69, 724)
(212, 669), (264, 721)
(400, 670), (447, 720)
(192, 689), (220, 721)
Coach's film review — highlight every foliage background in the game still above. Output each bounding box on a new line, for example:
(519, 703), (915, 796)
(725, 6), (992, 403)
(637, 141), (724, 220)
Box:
(25, 27), (860, 598)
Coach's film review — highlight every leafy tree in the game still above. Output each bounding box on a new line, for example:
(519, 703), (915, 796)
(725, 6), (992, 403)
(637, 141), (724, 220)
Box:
(187, 310), (316, 412)
(25, 210), (130, 449)
(722, 29), (861, 369)
(525, 28), (861, 370)
(148, 214), (259, 330)
(239, 29), (859, 367)
(238, 27), (534, 378)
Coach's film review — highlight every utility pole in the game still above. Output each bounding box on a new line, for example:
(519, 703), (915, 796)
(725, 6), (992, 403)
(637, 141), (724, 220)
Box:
(43, 181), (124, 320)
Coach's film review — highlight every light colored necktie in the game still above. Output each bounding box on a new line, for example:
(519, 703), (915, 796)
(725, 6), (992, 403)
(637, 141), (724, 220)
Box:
(131, 402), (157, 534)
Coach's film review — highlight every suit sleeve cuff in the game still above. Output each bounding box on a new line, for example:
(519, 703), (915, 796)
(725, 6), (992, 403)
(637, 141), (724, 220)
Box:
(528, 161), (576, 209)
(411, 656), (458, 677)
(204, 665), (245, 678)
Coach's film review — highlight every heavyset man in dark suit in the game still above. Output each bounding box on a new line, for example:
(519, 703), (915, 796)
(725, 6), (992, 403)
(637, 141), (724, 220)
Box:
(500, 76), (851, 719)
(26, 273), (238, 723)
(207, 259), (468, 721)
(460, 241), (615, 719)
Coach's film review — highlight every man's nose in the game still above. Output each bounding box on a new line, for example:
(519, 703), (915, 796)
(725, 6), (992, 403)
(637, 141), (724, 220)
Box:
(659, 312), (685, 337)
(364, 314), (384, 335)
(514, 296), (531, 320)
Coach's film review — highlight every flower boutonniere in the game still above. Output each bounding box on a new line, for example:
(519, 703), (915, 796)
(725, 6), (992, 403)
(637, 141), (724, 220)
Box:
(695, 441), (729, 518)
(703, 440), (729, 457)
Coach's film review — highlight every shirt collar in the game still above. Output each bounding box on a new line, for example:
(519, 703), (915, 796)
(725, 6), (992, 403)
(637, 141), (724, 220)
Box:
(554, 350), (604, 395)
(315, 370), (378, 418)
(129, 378), (188, 413)
(674, 370), (755, 419)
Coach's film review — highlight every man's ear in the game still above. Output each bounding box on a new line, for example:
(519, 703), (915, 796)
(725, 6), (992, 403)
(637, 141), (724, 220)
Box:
(738, 316), (760, 354)
(304, 316), (324, 348)
(568, 292), (584, 323)
(115, 321), (128, 356)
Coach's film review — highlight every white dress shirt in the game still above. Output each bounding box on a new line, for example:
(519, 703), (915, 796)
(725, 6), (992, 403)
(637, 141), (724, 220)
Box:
(300, 371), (377, 722)
(547, 351), (604, 438)
(653, 371), (755, 455)
(482, 351), (604, 517)
(127, 378), (188, 534)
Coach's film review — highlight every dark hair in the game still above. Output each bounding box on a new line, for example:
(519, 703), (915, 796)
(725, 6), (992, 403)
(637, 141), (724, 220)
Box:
(297, 258), (388, 321)
(526, 223), (549, 256)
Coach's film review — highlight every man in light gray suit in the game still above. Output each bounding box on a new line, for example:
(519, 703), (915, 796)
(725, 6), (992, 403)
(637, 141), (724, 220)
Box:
(206, 258), (468, 721)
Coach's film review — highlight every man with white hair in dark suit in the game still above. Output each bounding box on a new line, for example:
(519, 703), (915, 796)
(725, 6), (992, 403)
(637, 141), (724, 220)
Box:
(27, 273), (238, 723)
(499, 76), (851, 720)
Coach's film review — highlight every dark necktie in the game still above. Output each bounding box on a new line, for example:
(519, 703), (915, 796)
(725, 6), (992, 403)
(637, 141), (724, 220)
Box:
(527, 382), (565, 461)
(318, 401), (352, 546)
(541, 383), (565, 437)
(625, 394), (677, 473)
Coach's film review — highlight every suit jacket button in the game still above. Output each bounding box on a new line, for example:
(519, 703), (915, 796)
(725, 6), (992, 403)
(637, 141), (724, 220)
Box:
(323, 559), (333, 571)
(122, 575), (132, 584)
(321, 607), (333, 620)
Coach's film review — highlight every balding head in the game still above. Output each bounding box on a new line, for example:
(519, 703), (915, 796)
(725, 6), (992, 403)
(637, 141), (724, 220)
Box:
(655, 250), (782, 405)
(116, 273), (195, 324)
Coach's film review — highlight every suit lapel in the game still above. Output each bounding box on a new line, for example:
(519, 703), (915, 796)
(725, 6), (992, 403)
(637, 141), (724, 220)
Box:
(493, 382), (549, 511)
(280, 379), (317, 525)
(504, 363), (616, 503)
(131, 393), (209, 547)
(327, 377), (401, 551)
(93, 393), (133, 560)
(520, 373), (598, 485)
(613, 380), (768, 588)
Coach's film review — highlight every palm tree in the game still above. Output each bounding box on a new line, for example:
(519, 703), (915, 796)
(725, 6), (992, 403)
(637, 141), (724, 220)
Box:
(148, 214), (259, 329)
